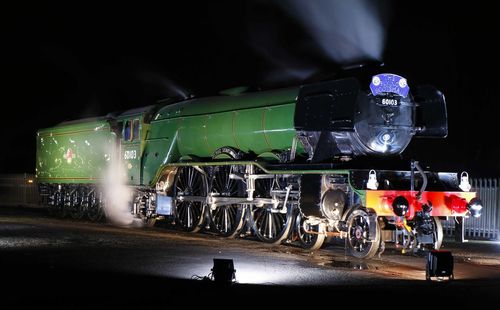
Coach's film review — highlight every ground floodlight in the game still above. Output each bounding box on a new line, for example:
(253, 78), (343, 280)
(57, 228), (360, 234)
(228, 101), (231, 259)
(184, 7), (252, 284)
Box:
(212, 258), (236, 285)
(426, 250), (454, 281)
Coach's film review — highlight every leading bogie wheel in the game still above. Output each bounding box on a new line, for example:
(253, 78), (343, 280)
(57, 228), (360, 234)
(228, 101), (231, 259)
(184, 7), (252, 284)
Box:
(295, 211), (325, 251)
(346, 207), (381, 259)
(432, 216), (443, 250)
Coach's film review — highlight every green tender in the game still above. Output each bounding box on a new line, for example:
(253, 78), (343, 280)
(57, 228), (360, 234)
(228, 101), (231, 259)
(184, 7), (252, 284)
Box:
(36, 118), (116, 184)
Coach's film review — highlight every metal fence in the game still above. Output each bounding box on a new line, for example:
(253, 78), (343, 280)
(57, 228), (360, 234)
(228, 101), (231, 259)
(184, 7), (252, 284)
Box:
(0, 173), (40, 207)
(442, 178), (500, 240)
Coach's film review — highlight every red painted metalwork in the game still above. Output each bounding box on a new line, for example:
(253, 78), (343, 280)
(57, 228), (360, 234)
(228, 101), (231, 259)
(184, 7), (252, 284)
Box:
(365, 190), (477, 218)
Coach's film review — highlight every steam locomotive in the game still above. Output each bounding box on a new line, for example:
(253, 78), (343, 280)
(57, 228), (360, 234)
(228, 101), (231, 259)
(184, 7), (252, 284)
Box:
(36, 72), (482, 258)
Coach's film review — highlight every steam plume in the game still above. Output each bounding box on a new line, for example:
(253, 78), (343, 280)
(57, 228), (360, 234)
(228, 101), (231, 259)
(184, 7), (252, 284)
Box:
(247, 0), (391, 85)
(136, 69), (190, 99)
(278, 0), (391, 63)
(100, 144), (135, 226)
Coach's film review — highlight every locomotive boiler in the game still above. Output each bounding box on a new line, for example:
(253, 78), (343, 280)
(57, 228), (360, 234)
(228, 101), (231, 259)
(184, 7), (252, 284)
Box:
(36, 73), (482, 258)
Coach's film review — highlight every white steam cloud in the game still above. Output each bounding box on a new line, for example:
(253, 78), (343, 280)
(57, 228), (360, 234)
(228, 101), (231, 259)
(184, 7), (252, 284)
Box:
(100, 144), (135, 226)
(279, 0), (391, 63)
(137, 70), (190, 100)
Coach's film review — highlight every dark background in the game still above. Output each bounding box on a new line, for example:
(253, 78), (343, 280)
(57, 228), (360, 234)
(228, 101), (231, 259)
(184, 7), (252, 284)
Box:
(1, 1), (499, 176)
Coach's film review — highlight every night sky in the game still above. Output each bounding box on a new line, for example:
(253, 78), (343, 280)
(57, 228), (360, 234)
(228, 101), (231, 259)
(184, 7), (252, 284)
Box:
(1, 1), (499, 176)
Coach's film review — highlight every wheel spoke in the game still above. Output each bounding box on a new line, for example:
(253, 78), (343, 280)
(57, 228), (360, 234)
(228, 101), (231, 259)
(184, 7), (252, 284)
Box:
(187, 168), (193, 188)
(223, 207), (229, 233)
(186, 204), (192, 228)
(178, 171), (187, 191)
(267, 211), (273, 238)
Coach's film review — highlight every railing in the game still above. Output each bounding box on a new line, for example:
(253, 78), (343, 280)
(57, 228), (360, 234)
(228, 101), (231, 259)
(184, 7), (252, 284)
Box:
(0, 173), (40, 207)
(442, 178), (500, 240)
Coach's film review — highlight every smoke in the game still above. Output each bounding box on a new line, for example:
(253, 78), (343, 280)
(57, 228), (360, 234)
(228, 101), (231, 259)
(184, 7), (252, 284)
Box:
(100, 144), (135, 227)
(247, 0), (391, 85)
(249, 31), (318, 84)
(94, 60), (191, 112)
(278, 0), (391, 64)
(136, 69), (190, 100)
(247, 2), (320, 85)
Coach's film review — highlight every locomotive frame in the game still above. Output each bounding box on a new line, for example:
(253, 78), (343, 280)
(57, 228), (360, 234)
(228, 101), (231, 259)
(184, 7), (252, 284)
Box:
(36, 73), (482, 258)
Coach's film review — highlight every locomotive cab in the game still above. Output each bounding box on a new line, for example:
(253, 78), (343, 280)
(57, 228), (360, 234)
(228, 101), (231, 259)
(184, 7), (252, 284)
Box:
(115, 106), (157, 185)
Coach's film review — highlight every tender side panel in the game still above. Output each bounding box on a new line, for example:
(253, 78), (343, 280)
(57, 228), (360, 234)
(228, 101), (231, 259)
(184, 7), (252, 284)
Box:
(36, 121), (115, 184)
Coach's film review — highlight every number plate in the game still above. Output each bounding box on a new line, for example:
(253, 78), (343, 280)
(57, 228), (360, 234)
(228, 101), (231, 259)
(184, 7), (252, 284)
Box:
(377, 97), (400, 107)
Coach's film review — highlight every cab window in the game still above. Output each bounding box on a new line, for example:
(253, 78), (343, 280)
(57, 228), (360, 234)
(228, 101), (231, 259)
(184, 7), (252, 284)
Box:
(123, 120), (132, 141)
(132, 119), (140, 141)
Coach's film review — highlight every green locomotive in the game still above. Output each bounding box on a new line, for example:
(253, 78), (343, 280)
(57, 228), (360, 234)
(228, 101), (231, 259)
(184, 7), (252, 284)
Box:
(36, 73), (482, 258)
